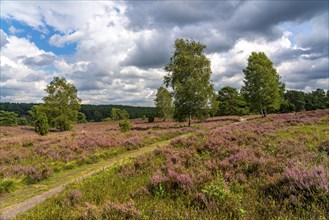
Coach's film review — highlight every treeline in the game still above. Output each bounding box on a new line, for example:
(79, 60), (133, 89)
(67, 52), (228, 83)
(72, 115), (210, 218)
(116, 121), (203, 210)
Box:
(216, 87), (329, 116)
(0, 103), (157, 121)
(80, 104), (156, 121)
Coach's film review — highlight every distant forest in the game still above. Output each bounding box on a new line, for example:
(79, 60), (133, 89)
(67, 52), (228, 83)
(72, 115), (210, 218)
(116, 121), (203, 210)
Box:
(0, 103), (157, 121)
(1, 88), (328, 123)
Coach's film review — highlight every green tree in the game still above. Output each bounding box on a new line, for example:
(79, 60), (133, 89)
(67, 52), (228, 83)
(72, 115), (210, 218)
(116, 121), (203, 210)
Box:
(164, 39), (215, 126)
(241, 52), (284, 117)
(217, 86), (249, 116)
(209, 91), (219, 117)
(154, 87), (173, 121)
(77, 112), (88, 123)
(0, 110), (18, 126)
(40, 77), (81, 131)
(111, 108), (129, 120)
(34, 112), (49, 135)
(284, 90), (306, 112)
(93, 110), (103, 122)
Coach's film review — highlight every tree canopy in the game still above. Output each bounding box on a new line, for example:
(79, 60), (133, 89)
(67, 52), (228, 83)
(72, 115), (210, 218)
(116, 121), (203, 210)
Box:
(33, 77), (81, 132)
(241, 52), (284, 116)
(217, 86), (249, 116)
(0, 110), (17, 126)
(164, 39), (215, 126)
(111, 108), (129, 120)
(154, 87), (173, 121)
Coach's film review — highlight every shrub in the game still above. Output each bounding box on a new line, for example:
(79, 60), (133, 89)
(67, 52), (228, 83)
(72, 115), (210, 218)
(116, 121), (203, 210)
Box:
(148, 170), (193, 195)
(112, 108), (129, 120)
(148, 115), (155, 123)
(17, 117), (29, 125)
(119, 120), (132, 132)
(54, 117), (72, 131)
(102, 201), (141, 219)
(0, 110), (17, 126)
(77, 112), (88, 123)
(24, 165), (52, 184)
(264, 165), (329, 206)
(35, 112), (49, 135)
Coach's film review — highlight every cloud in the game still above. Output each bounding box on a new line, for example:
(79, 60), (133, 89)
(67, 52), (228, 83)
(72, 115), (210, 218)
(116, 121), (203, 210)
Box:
(121, 29), (172, 68)
(0, 34), (55, 102)
(0, 29), (9, 48)
(8, 26), (24, 35)
(22, 53), (56, 66)
(1, 1), (328, 106)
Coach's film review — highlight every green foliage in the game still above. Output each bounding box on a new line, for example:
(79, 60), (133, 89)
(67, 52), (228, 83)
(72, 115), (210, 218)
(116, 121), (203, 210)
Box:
(305, 89), (328, 110)
(0, 179), (17, 194)
(37, 77), (81, 131)
(154, 87), (173, 121)
(111, 108), (129, 120)
(77, 112), (87, 123)
(34, 111), (49, 135)
(0, 110), (18, 126)
(241, 52), (284, 116)
(17, 117), (29, 125)
(202, 175), (230, 201)
(217, 86), (249, 116)
(148, 115), (155, 123)
(93, 110), (103, 122)
(164, 39), (215, 126)
(284, 90), (306, 112)
(119, 120), (132, 132)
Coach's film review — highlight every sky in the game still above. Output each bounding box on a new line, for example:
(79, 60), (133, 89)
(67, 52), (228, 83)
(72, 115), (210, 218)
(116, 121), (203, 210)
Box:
(0, 0), (328, 106)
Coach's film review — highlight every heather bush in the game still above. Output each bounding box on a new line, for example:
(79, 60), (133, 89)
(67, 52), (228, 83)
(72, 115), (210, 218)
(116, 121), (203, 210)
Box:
(101, 201), (141, 219)
(123, 136), (143, 150)
(264, 165), (329, 207)
(119, 120), (132, 132)
(149, 169), (193, 195)
(24, 165), (52, 184)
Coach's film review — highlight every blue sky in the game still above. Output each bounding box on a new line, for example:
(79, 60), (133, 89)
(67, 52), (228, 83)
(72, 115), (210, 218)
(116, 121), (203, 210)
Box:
(1, 1), (328, 106)
(1, 19), (77, 55)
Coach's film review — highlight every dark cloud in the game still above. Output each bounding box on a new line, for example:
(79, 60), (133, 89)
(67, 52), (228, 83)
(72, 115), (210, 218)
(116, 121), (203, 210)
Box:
(226, 1), (327, 31)
(125, 1), (236, 30)
(22, 54), (56, 66)
(121, 31), (172, 68)
(0, 29), (9, 48)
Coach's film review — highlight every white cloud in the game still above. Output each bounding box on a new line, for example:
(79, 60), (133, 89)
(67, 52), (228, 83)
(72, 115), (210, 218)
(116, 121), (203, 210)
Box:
(0, 34), (54, 102)
(1, 1), (328, 106)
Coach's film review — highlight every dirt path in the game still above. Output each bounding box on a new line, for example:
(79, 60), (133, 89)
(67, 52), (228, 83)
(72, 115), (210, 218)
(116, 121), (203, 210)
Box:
(0, 135), (188, 220)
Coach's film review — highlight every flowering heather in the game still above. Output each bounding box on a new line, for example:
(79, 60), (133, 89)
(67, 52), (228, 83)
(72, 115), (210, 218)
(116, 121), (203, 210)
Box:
(4, 109), (329, 219)
(102, 201), (141, 219)
(264, 165), (329, 207)
(0, 119), (185, 184)
(149, 169), (193, 193)
(284, 165), (329, 193)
